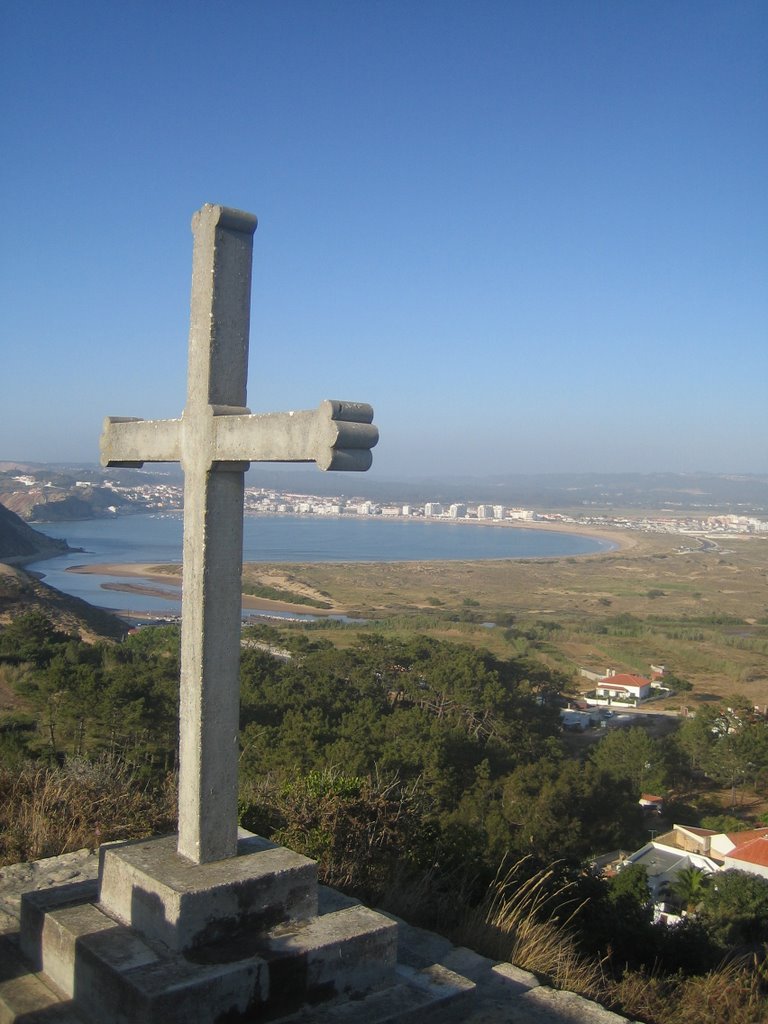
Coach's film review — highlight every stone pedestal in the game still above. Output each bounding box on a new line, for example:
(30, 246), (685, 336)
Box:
(9, 832), (475, 1023)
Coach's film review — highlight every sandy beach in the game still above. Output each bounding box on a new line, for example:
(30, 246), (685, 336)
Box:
(67, 562), (346, 616)
(468, 518), (636, 552)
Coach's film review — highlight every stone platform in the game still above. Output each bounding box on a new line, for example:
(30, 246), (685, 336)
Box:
(0, 846), (633, 1023)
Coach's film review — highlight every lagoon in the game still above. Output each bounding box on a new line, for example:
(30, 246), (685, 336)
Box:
(29, 512), (613, 617)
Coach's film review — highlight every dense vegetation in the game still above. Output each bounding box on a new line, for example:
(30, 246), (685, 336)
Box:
(1, 610), (767, 1023)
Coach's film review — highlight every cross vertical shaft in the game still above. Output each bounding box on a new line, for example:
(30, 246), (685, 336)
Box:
(178, 206), (257, 863)
(100, 204), (378, 867)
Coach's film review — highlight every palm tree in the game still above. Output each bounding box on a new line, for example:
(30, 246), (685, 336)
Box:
(668, 866), (710, 914)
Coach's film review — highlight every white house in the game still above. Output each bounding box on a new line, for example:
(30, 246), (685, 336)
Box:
(611, 824), (768, 922)
(624, 841), (718, 905)
(721, 833), (768, 880)
(594, 672), (651, 705)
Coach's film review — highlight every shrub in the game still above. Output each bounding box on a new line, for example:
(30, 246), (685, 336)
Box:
(0, 756), (176, 865)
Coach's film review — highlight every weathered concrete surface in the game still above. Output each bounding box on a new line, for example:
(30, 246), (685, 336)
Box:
(97, 832), (317, 952)
(0, 849), (635, 1023)
(100, 206), (378, 866)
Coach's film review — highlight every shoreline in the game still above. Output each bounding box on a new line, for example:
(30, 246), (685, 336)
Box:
(65, 520), (632, 617)
(67, 564), (346, 617)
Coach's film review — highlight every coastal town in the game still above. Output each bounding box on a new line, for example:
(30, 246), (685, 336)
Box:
(3, 467), (768, 539)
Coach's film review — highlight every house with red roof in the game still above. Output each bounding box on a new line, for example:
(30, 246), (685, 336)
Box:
(606, 825), (768, 925)
(639, 794), (665, 815)
(722, 832), (768, 880)
(594, 671), (651, 706)
(709, 827), (768, 861)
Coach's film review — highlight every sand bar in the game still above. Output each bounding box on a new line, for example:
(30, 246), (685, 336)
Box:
(67, 563), (345, 616)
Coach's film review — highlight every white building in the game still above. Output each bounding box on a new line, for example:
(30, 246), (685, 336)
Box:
(448, 503), (466, 519)
(594, 672), (651, 705)
(424, 502), (443, 517)
(624, 841), (719, 903)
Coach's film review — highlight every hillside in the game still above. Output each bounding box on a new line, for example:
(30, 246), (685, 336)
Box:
(0, 501), (70, 565)
(0, 564), (127, 643)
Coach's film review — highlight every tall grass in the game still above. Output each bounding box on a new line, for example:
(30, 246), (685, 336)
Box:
(452, 859), (768, 1024)
(0, 756), (176, 865)
(608, 958), (768, 1024)
(456, 858), (606, 999)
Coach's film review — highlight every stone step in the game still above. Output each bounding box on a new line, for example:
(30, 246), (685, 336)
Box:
(275, 963), (476, 1024)
(27, 895), (399, 1024)
(19, 877), (99, 970)
(0, 929), (474, 1024)
(0, 933), (85, 1024)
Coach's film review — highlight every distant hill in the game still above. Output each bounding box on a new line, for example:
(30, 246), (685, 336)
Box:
(0, 501), (71, 565)
(0, 503), (126, 644)
(0, 464), (136, 522)
(2, 462), (768, 516)
(244, 467), (768, 513)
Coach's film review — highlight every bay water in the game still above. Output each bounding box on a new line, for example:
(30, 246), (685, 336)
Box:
(29, 513), (613, 618)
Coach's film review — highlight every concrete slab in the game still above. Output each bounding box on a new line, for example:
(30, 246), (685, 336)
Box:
(0, 850), (98, 927)
(0, 848), (635, 1024)
(442, 944), (496, 982)
(19, 879), (100, 969)
(262, 905), (398, 1014)
(275, 962), (476, 1023)
(99, 832), (317, 951)
(521, 987), (635, 1023)
(378, 912), (455, 968)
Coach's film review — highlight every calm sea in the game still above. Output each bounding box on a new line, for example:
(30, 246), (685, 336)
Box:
(29, 513), (613, 617)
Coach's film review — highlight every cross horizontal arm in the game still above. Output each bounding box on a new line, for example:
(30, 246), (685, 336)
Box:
(101, 417), (182, 467)
(213, 399), (378, 471)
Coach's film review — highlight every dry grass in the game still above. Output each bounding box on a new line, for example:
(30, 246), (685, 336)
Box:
(608, 958), (768, 1024)
(0, 756), (176, 865)
(99, 527), (768, 702)
(249, 531), (768, 705)
(457, 858), (606, 999)
(452, 859), (768, 1024)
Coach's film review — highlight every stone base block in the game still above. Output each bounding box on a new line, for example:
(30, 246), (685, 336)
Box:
(98, 832), (317, 952)
(258, 904), (398, 1017)
(20, 883), (398, 1024)
(4, 838), (476, 1023)
(33, 899), (265, 1024)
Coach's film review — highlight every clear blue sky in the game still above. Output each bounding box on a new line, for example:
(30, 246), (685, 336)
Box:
(2, 1), (766, 478)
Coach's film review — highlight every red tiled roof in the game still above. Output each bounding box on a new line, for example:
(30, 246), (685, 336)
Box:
(727, 828), (768, 847)
(601, 674), (650, 687)
(727, 836), (768, 869)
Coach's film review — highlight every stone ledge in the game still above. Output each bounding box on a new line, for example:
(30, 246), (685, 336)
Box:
(0, 849), (634, 1023)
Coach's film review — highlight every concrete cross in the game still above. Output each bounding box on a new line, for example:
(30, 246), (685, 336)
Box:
(101, 204), (378, 865)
